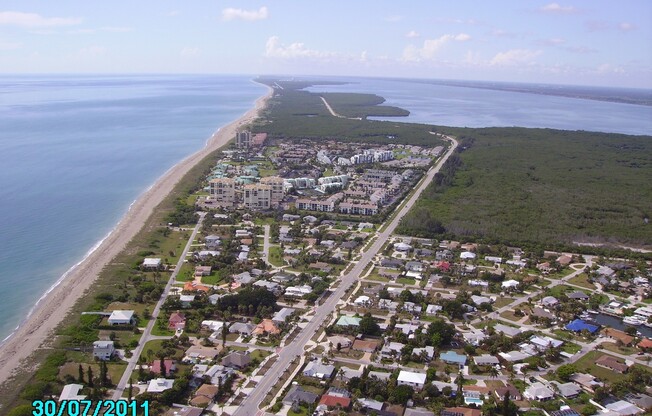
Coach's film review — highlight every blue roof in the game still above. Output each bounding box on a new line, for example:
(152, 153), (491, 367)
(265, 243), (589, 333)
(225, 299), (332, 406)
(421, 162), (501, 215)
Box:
(439, 350), (467, 364)
(565, 319), (599, 333)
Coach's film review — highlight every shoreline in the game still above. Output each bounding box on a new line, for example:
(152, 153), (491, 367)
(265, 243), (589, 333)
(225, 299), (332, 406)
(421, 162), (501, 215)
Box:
(0, 81), (273, 383)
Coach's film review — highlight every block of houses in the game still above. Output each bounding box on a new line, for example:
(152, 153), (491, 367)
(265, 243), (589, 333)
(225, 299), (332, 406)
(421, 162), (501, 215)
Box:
(440, 351), (467, 368)
(107, 310), (135, 326)
(524, 382), (554, 401)
(168, 312), (186, 330)
(303, 361), (335, 379)
(93, 340), (115, 360)
(595, 354), (629, 373)
(397, 370), (427, 390)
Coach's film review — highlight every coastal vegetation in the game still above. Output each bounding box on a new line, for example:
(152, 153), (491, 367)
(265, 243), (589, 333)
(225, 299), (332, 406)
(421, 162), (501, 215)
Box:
(398, 127), (652, 252)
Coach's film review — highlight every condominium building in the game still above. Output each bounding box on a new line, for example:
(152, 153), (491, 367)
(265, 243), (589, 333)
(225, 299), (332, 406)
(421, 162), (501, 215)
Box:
(235, 131), (251, 149)
(243, 183), (272, 210)
(209, 178), (237, 207)
(260, 176), (285, 206)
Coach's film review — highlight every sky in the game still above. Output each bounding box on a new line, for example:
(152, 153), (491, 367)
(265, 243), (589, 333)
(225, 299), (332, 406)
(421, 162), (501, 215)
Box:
(0, 1), (651, 88)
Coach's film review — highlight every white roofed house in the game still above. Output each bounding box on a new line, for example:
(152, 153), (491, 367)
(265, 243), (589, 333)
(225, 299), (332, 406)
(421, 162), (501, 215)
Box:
(397, 370), (427, 390)
(272, 307), (295, 324)
(93, 340), (115, 360)
(303, 361), (335, 379)
(147, 378), (175, 393)
(107, 310), (135, 326)
(59, 384), (86, 402)
(524, 382), (554, 401)
(142, 257), (162, 270)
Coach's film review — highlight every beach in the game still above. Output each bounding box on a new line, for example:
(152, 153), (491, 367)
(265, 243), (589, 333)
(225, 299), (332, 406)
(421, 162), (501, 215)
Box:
(0, 83), (273, 383)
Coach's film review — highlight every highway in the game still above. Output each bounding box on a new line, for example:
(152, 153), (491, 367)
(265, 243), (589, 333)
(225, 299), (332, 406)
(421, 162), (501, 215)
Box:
(233, 135), (458, 416)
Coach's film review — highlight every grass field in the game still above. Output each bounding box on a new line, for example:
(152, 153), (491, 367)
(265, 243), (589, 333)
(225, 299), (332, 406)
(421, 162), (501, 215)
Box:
(573, 350), (628, 383)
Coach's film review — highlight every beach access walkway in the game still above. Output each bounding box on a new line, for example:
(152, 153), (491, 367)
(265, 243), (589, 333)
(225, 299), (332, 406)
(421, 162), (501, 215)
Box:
(111, 212), (206, 399)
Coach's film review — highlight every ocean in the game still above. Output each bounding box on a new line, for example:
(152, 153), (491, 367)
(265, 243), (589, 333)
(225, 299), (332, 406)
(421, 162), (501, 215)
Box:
(0, 74), (650, 343)
(0, 75), (267, 342)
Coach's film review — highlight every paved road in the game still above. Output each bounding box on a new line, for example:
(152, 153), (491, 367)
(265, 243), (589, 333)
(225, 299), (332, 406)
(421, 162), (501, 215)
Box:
(261, 225), (271, 267)
(111, 213), (206, 399)
(233, 136), (459, 416)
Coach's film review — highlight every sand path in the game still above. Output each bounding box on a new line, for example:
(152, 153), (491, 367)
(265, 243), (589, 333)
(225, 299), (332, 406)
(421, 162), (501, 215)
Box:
(0, 84), (273, 383)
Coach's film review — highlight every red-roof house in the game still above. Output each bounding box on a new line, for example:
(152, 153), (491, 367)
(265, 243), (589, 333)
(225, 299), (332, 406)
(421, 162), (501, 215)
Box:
(150, 359), (176, 375)
(168, 312), (186, 330)
(319, 395), (351, 409)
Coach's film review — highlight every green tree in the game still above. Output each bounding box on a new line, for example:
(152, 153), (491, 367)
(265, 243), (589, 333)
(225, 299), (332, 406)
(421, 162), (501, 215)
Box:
(78, 364), (84, 384)
(87, 366), (94, 387)
(581, 404), (597, 416)
(556, 364), (577, 382)
(359, 313), (381, 336)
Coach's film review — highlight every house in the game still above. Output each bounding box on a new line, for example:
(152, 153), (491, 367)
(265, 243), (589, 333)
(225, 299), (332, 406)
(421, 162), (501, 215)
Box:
(462, 331), (487, 346)
(352, 338), (380, 353)
(441, 407), (482, 416)
(471, 295), (491, 305)
(565, 319), (599, 334)
(107, 310), (135, 326)
(380, 342), (405, 359)
(93, 340), (115, 360)
(358, 398), (385, 411)
(530, 335), (563, 351)
(397, 370), (427, 390)
(439, 351), (467, 368)
(204, 235), (221, 248)
(404, 409), (434, 416)
(595, 354), (629, 373)
(229, 322), (255, 335)
(150, 359), (176, 375)
(394, 242), (412, 252)
(190, 384), (219, 407)
(168, 312), (186, 330)
(406, 261), (425, 272)
(180, 294), (196, 308)
(285, 285), (313, 297)
(501, 279), (520, 289)
(271, 272), (295, 284)
(253, 280), (283, 295)
(381, 259), (403, 269)
(318, 395), (351, 409)
(328, 335), (353, 349)
(603, 328), (634, 345)
(541, 296), (559, 308)
(142, 258), (162, 269)
(272, 307), (295, 324)
(624, 394), (652, 412)
(638, 338), (652, 350)
(195, 265), (212, 277)
(570, 373), (603, 393)
(524, 382), (555, 401)
(495, 384), (522, 401)
(252, 319), (280, 335)
(303, 361), (335, 379)
(552, 381), (582, 398)
(413, 346), (435, 360)
(59, 384), (86, 402)
(460, 251), (476, 260)
(233, 271), (254, 285)
(568, 291), (589, 301)
(147, 378), (175, 393)
(498, 350), (530, 362)
(474, 354), (499, 366)
(605, 400), (644, 415)
(336, 316), (361, 327)
(222, 351), (251, 369)
(283, 385), (318, 406)
(494, 323), (522, 337)
(354, 295), (372, 307)
(369, 370), (392, 381)
(426, 304), (443, 315)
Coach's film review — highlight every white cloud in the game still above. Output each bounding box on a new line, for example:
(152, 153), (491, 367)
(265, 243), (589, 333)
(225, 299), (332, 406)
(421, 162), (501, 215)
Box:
(539, 38), (565, 46)
(222, 6), (268, 21)
(597, 63), (624, 74)
(180, 47), (200, 58)
(0, 39), (21, 50)
(406, 30), (420, 38)
(0, 11), (81, 28)
(539, 3), (577, 14)
(265, 36), (334, 59)
(402, 33), (471, 62)
(490, 49), (542, 66)
(619, 22), (635, 32)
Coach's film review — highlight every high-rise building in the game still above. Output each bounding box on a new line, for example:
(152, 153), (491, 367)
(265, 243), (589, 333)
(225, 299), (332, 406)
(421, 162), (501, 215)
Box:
(209, 178), (236, 207)
(236, 131), (251, 149)
(243, 183), (272, 210)
(260, 176), (285, 207)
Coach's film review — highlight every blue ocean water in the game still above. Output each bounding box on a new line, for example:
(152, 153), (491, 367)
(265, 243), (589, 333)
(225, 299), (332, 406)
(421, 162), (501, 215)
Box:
(0, 75), (267, 342)
(306, 77), (652, 136)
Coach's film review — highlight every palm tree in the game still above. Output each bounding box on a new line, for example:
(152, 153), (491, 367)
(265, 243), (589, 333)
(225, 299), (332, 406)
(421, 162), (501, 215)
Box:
(488, 367), (499, 378)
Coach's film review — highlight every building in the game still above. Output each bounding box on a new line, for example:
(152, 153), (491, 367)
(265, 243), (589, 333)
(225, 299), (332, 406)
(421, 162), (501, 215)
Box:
(253, 319), (280, 335)
(222, 351), (251, 369)
(552, 382), (582, 398)
(243, 183), (272, 210)
(397, 370), (427, 390)
(236, 130), (251, 148)
(93, 340), (115, 360)
(595, 354), (629, 373)
(107, 310), (135, 326)
(209, 177), (237, 207)
(441, 407), (482, 416)
(272, 307), (295, 324)
(440, 351), (467, 368)
(565, 319), (599, 334)
(524, 382), (555, 401)
(339, 201), (378, 216)
(260, 176), (285, 206)
(59, 384), (86, 401)
(303, 361), (335, 379)
(142, 258), (162, 269)
(168, 312), (186, 330)
(495, 384), (522, 401)
(283, 385), (319, 406)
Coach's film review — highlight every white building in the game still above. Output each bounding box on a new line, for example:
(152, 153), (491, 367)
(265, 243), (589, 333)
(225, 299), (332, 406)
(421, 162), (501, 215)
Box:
(107, 310), (135, 326)
(397, 370), (427, 390)
(147, 378), (175, 393)
(209, 178), (237, 207)
(93, 340), (115, 360)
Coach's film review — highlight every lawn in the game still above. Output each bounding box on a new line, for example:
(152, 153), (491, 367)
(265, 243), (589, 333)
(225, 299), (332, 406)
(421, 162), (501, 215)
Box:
(202, 268), (227, 285)
(567, 273), (595, 290)
(600, 342), (639, 356)
(493, 297), (515, 308)
(573, 351), (628, 383)
(396, 277), (416, 285)
(269, 245), (284, 267)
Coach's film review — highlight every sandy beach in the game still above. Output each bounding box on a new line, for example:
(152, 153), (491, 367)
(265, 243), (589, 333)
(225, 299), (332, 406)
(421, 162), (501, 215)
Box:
(0, 83), (273, 384)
